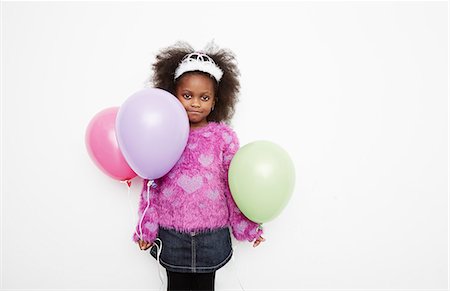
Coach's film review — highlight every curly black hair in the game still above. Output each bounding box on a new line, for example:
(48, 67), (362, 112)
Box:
(150, 41), (240, 123)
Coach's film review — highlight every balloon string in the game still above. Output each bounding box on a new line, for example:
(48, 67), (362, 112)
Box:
(231, 245), (246, 291)
(151, 238), (165, 291)
(139, 180), (154, 240)
(125, 179), (164, 290)
(122, 179), (142, 239)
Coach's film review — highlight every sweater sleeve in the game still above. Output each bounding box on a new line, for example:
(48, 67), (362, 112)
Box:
(221, 125), (264, 242)
(132, 179), (159, 243)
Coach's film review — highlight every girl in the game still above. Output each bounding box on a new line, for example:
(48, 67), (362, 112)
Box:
(133, 41), (265, 291)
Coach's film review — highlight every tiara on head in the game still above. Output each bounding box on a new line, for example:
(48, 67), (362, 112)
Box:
(174, 52), (223, 82)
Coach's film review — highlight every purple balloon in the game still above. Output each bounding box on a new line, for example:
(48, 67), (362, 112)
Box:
(116, 88), (189, 179)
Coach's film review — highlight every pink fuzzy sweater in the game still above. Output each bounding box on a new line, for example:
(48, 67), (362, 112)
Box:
(133, 122), (263, 243)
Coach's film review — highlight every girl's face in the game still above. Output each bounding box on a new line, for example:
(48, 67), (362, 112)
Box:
(175, 73), (216, 128)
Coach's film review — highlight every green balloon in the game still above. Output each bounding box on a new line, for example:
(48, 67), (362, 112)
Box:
(228, 140), (295, 223)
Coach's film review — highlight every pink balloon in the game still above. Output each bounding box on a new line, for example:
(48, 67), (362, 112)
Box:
(116, 88), (189, 180)
(85, 107), (137, 181)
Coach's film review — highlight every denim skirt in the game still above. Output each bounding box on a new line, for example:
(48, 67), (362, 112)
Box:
(150, 226), (233, 273)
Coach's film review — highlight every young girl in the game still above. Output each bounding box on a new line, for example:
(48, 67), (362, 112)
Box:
(133, 41), (265, 291)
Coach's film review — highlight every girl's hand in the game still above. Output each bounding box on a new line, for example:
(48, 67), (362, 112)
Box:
(138, 239), (153, 250)
(253, 236), (265, 247)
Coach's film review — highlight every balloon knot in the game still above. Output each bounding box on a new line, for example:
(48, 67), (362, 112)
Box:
(147, 180), (157, 188)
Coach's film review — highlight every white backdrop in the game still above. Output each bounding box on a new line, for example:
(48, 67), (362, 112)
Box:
(1, 1), (448, 290)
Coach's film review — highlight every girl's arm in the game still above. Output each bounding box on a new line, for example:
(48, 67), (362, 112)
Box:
(221, 124), (264, 242)
(132, 179), (159, 243)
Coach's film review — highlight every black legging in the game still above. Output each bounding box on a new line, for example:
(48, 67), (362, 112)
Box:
(166, 270), (216, 291)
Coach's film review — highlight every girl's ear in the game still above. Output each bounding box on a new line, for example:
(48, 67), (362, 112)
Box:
(211, 98), (216, 112)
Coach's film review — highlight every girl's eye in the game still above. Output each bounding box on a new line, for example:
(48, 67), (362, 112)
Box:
(183, 94), (192, 100)
(201, 96), (210, 101)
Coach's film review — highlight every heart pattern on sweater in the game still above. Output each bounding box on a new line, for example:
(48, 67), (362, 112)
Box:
(198, 154), (214, 167)
(162, 187), (174, 197)
(144, 222), (158, 232)
(177, 174), (203, 193)
(236, 221), (248, 234)
(207, 189), (220, 200)
(187, 143), (198, 150)
(222, 132), (232, 144)
(204, 172), (213, 181)
(249, 227), (257, 236)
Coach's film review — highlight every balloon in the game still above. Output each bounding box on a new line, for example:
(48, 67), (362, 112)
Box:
(85, 107), (137, 181)
(228, 141), (295, 223)
(116, 88), (189, 179)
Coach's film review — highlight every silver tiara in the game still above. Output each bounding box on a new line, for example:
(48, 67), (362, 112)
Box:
(174, 52), (223, 82)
